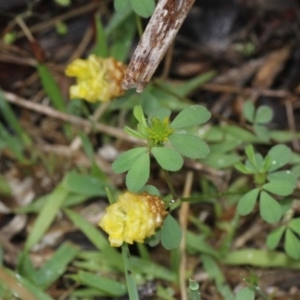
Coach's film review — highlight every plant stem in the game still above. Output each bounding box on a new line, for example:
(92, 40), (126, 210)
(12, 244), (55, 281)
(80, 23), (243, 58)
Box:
(163, 170), (178, 201)
(121, 243), (139, 300)
(135, 14), (143, 38)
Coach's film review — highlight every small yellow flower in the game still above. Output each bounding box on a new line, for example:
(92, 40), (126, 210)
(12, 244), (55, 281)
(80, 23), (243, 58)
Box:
(99, 191), (168, 247)
(65, 54), (126, 102)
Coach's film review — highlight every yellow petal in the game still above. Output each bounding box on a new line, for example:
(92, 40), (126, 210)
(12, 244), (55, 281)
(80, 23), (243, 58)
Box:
(99, 191), (167, 247)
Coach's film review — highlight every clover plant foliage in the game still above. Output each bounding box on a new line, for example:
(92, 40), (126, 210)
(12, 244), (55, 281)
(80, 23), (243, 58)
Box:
(114, 0), (155, 18)
(267, 217), (300, 260)
(112, 105), (211, 192)
(243, 100), (274, 141)
(234, 144), (297, 224)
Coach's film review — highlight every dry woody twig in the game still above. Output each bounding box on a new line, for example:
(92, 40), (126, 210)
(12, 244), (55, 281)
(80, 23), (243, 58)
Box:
(122, 0), (195, 92)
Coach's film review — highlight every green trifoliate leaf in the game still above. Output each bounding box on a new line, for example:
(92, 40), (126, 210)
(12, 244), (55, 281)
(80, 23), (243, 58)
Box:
(267, 170), (297, 187)
(291, 164), (300, 178)
(124, 126), (147, 139)
(126, 152), (150, 192)
(133, 105), (148, 128)
(284, 228), (300, 260)
(112, 147), (148, 173)
(245, 144), (258, 170)
(168, 133), (210, 159)
(151, 147), (183, 171)
(130, 0), (155, 18)
(260, 155), (272, 172)
(205, 152), (242, 169)
(234, 162), (254, 174)
(170, 105), (211, 129)
(263, 179), (295, 196)
(114, 0), (131, 12)
(235, 287), (255, 300)
(161, 214), (182, 250)
(237, 188), (259, 216)
(243, 100), (255, 123)
(254, 105), (273, 124)
(254, 153), (264, 171)
(245, 159), (257, 173)
(259, 191), (282, 223)
(288, 218), (300, 236)
(253, 124), (270, 142)
(146, 230), (161, 247)
(148, 108), (171, 123)
(266, 226), (286, 250)
(268, 144), (292, 172)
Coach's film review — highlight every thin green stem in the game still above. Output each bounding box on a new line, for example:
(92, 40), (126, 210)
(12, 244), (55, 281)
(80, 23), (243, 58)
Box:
(163, 170), (178, 201)
(121, 243), (139, 300)
(135, 14), (143, 38)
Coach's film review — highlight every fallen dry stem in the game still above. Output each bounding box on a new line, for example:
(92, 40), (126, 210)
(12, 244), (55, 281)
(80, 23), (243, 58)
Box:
(3, 91), (137, 143)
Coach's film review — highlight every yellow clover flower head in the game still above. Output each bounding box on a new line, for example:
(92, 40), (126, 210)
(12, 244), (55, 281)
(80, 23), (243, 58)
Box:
(65, 54), (126, 102)
(99, 191), (168, 247)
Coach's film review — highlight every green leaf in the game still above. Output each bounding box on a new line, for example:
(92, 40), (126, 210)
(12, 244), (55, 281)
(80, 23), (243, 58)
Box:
(124, 126), (147, 139)
(35, 242), (80, 288)
(205, 152), (242, 169)
(253, 124), (270, 142)
(110, 14), (136, 62)
(151, 147), (183, 171)
(266, 226), (286, 250)
(37, 64), (66, 111)
(288, 218), (300, 236)
(260, 155), (272, 173)
(161, 215), (182, 250)
(140, 185), (160, 196)
(243, 100), (255, 123)
(63, 172), (106, 196)
(237, 188), (259, 216)
(170, 105), (211, 129)
(79, 132), (94, 161)
(268, 144), (292, 172)
(169, 133), (210, 159)
(234, 162), (254, 174)
(126, 152), (150, 192)
(284, 229), (300, 260)
(133, 105), (148, 127)
(25, 185), (68, 250)
(223, 125), (256, 143)
(0, 90), (31, 146)
(254, 105), (273, 124)
(235, 287), (255, 300)
(173, 71), (216, 96)
(267, 170), (297, 186)
(93, 15), (108, 57)
(77, 271), (127, 296)
(130, 0), (155, 18)
(292, 164), (300, 178)
(202, 254), (224, 285)
(112, 147), (147, 173)
(114, 0), (131, 12)
(148, 108), (171, 122)
(186, 232), (220, 259)
(263, 179), (295, 196)
(253, 153), (264, 170)
(64, 209), (115, 252)
(245, 144), (257, 170)
(259, 191), (282, 223)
